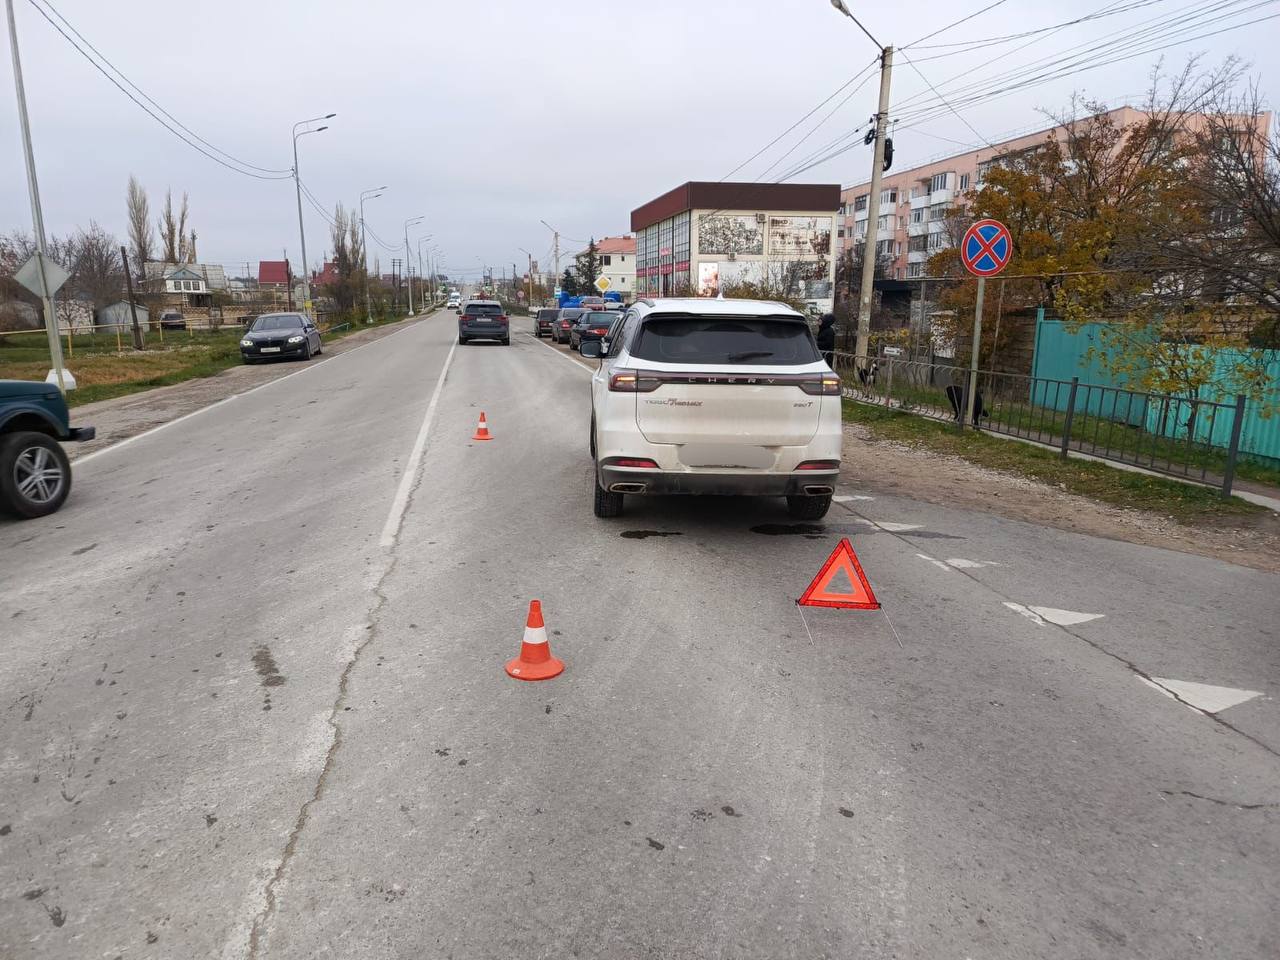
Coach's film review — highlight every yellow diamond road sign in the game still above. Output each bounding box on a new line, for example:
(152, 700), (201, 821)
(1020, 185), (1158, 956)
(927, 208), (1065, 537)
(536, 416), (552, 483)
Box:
(594, 275), (611, 293)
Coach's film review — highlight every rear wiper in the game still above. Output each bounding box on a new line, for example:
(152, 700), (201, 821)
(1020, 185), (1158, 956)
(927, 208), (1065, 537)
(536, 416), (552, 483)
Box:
(726, 351), (774, 362)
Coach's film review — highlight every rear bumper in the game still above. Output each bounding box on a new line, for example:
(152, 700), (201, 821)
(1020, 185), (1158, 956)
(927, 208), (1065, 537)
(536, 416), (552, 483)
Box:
(597, 465), (838, 497)
(66, 426), (96, 443)
(460, 324), (509, 339)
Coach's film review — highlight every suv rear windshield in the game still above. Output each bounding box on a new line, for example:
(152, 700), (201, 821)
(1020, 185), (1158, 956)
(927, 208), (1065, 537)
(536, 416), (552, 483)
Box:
(464, 303), (502, 316)
(631, 315), (819, 365)
(560, 309), (585, 321)
(536, 309), (559, 319)
(579, 312), (615, 326)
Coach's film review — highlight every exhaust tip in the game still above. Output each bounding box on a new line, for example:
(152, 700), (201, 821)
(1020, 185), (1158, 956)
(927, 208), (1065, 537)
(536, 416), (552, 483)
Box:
(610, 482), (647, 494)
(804, 485), (835, 496)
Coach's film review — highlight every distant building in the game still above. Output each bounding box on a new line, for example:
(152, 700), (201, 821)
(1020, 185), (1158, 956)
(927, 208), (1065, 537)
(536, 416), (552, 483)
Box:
(257, 260), (291, 290)
(837, 105), (1275, 280)
(585, 236), (635, 298)
(630, 181), (841, 311)
(96, 300), (149, 332)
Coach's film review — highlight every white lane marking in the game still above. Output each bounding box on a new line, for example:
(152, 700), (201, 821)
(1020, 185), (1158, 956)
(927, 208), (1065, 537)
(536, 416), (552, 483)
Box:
(523, 332), (592, 373)
(833, 494), (874, 502)
(945, 558), (999, 569)
(855, 519), (922, 533)
(1028, 606), (1104, 627)
(1003, 602), (1046, 626)
(1141, 677), (1264, 715)
(74, 316), (435, 466)
(915, 553), (953, 573)
(378, 338), (458, 549)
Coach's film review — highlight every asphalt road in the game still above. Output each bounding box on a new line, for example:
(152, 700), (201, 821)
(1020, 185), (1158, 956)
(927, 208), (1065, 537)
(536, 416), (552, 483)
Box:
(2, 313), (1277, 959)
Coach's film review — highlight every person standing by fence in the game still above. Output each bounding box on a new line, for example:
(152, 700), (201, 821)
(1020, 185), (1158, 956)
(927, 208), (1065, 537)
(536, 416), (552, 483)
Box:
(817, 313), (836, 367)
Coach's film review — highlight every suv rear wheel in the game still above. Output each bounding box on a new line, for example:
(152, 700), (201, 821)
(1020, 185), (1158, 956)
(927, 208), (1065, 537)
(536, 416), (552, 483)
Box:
(786, 494), (832, 521)
(0, 431), (71, 519)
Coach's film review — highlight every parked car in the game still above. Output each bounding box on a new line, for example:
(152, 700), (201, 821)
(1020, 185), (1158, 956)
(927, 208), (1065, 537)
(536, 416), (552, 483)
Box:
(0, 379), (95, 518)
(239, 312), (323, 363)
(551, 308), (584, 344)
(458, 300), (510, 345)
(159, 310), (186, 330)
(569, 310), (617, 352)
(581, 298), (841, 519)
(532, 308), (560, 338)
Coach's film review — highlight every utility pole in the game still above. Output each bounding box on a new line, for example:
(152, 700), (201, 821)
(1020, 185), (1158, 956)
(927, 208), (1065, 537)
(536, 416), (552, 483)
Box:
(6, 0), (66, 391)
(121, 246), (143, 350)
(854, 45), (893, 368)
(291, 116), (333, 319)
(404, 216), (423, 315)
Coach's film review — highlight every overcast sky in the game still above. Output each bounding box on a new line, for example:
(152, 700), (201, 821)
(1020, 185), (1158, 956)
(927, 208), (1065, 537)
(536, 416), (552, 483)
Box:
(2, 0), (1274, 281)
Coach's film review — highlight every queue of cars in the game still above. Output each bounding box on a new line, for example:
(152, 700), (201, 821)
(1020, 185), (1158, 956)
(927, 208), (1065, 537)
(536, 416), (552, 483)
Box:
(534, 304), (625, 351)
(547, 296), (843, 521)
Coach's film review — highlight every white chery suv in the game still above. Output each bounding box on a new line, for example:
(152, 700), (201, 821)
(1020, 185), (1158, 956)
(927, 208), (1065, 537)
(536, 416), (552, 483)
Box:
(580, 297), (842, 520)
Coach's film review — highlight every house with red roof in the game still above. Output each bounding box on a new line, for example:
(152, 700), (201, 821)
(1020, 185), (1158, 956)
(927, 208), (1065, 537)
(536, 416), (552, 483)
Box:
(581, 236), (635, 299)
(258, 260), (291, 289)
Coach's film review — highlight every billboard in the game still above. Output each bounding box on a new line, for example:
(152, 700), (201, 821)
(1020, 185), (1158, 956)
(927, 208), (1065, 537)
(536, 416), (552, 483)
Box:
(769, 216), (833, 257)
(697, 215), (764, 256)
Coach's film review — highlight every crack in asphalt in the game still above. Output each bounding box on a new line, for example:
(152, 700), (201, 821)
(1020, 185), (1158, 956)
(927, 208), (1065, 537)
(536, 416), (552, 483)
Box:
(1161, 789), (1280, 811)
(245, 327), (449, 959)
(838, 502), (1280, 763)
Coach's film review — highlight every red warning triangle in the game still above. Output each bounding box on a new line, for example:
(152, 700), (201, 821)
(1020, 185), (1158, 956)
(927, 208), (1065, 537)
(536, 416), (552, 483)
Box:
(798, 538), (880, 610)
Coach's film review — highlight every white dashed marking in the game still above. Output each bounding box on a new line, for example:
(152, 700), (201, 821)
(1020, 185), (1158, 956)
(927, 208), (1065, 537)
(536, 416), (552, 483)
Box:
(1028, 606), (1104, 627)
(915, 553), (953, 573)
(833, 494), (874, 502)
(1003, 602), (1046, 626)
(856, 519), (922, 533)
(945, 558), (999, 569)
(1140, 677), (1264, 715)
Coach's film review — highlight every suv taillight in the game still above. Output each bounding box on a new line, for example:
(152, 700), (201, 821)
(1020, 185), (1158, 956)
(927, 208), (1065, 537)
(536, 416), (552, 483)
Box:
(497, 315), (508, 324)
(608, 369), (661, 393)
(799, 375), (841, 396)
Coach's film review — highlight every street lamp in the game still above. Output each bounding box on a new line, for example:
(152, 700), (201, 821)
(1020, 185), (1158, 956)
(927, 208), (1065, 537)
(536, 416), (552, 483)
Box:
(415, 234), (433, 306)
(360, 186), (386, 323)
(826, 0), (891, 369)
(518, 247), (535, 309)
(292, 112), (335, 318)
(403, 216), (424, 314)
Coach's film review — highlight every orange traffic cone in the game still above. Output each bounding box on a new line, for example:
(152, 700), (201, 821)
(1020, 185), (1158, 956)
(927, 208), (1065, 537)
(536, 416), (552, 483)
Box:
(506, 600), (564, 681)
(472, 412), (493, 441)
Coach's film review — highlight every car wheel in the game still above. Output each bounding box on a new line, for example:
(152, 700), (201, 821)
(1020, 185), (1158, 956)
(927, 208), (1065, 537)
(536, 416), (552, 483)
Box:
(0, 431), (72, 519)
(786, 494), (833, 520)
(502, 338), (511, 346)
(301, 341), (312, 361)
(315, 338), (322, 355)
(458, 336), (468, 344)
(593, 478), (623, 518)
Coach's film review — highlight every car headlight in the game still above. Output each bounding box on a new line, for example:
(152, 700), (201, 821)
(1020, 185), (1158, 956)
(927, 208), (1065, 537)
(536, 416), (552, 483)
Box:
(287, 335), (305, 343)
(240, 339), (253, 347)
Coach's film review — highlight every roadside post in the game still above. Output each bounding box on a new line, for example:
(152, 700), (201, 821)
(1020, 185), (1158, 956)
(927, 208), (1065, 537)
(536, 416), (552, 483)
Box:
(121, 246), (144, 349)
(959, 219), (1012, 430)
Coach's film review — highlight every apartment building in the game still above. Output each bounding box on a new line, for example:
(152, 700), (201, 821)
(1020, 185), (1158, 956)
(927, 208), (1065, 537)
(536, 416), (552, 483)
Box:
(835, 106), (1272, 281)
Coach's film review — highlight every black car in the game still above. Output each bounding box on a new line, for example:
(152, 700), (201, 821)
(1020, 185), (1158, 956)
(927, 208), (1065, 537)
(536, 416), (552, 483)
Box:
(532, 308), (560, 338)
(551, 308), (584, 344)
(569, 310), (617, 352)
(239, 312), (323, 363)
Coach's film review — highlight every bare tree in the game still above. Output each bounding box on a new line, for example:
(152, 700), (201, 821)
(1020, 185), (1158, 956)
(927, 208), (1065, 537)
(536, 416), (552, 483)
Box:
(187, 229), (198, 264)
(71, 222), (123, 311)
(126, 175), (154, 269)
(176, 193), (191, 262)
(159, 189), (179, 263)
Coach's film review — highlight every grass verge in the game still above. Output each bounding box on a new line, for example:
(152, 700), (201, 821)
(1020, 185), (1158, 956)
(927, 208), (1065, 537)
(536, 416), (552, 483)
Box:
(843, 398), (1263, 525)
(0, 315), (410, 407)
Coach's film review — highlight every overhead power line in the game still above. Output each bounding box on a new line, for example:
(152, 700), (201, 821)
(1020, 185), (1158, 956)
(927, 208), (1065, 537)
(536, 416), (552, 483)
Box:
(902, 0), (1013, 50)
(25, 0), (292, 181)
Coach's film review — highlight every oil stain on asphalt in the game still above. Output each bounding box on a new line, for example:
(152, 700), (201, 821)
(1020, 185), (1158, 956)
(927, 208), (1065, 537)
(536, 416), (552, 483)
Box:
(620, 530), (683, 539)
(252, 645), (286, 711)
